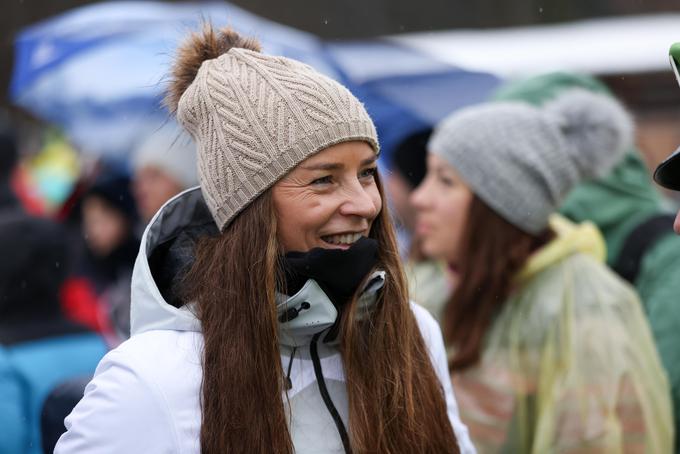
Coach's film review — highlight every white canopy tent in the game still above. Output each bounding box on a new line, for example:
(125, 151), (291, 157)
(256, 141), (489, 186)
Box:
(389, 13), (680, 78)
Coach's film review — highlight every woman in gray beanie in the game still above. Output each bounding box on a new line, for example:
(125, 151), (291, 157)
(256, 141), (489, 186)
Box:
(412, 90), (673, 453)
(55, 25), (473, 454)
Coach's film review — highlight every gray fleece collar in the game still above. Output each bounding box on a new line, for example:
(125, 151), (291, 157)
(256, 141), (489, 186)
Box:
(276, 271), (385, 348)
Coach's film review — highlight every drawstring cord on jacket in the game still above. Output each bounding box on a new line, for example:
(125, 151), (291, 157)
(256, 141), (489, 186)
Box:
(284, 347), (297, 390)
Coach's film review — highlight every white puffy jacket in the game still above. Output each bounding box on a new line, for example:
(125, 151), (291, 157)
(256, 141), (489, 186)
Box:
(55, 187), (475, 454)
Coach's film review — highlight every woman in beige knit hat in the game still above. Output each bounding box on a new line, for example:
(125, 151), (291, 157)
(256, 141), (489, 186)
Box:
(54, 25), (474, 454)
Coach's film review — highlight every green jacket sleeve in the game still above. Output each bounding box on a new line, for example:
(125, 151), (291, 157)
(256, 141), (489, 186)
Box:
(636, 233), (680, 449)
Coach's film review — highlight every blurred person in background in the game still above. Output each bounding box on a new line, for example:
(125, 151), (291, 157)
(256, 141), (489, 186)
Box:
(386, 129), (430, 256)
(132, 121), (197, 223)
(40, 167), (142, 452)
(40, 376), (91, 454)
(386, 129), (451, 321)
(0, 115), (23, 216)
(0, 190), (107, 453)
(495, 72), (680, 452)
(61, 169), (139, 343)
(412, 89), (673, 452)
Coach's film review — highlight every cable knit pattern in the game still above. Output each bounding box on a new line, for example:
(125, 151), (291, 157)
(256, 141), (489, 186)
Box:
(176, 48), (378, 230)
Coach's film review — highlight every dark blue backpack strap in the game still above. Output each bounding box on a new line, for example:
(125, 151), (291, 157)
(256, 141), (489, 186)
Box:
(613, 214), (676, 283)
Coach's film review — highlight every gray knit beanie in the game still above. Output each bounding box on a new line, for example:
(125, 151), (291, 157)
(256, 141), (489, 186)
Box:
(133, 122), (198, 189)
(169, 28), (378, 231)
(429, 89), (633, 234)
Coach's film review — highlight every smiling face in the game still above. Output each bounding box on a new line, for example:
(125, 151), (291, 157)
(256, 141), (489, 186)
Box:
(272, 141), (381, 253)
(411, 153), (473, 265)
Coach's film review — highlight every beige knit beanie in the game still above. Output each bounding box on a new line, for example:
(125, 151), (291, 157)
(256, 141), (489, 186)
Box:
(166, 26), (379, 231)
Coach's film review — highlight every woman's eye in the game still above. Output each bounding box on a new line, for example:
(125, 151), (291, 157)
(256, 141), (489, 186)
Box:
(359, 167), (377, 179)
(437, 173), (455, 186)
(310, 175), (333, 186)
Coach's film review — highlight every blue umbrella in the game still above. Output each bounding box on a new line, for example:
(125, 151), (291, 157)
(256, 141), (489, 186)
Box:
(325, 40), (501, 162)
(11, 1), (335, 158)
(11, 1), (500, 164)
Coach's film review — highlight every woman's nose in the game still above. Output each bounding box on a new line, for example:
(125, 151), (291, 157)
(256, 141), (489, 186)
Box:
(410, 180), (428, 210)
(339, 183), (379, 219)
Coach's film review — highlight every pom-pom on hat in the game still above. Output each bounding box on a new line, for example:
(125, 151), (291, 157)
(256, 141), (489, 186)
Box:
(166, 25), (378, 231)
(429, 89), (634, 234)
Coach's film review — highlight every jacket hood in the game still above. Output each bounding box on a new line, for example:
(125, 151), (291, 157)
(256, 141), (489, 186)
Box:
(131, 187), (213, 336)
(516, 214), (606, 284)
(130, 187), (385, 340)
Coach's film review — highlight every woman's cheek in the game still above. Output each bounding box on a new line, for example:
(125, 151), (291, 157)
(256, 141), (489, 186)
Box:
(369, 185), (383, 219)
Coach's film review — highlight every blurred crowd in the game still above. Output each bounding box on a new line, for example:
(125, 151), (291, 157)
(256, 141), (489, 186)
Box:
(2, 70), (680, 453)
(0, 116), (198, 453)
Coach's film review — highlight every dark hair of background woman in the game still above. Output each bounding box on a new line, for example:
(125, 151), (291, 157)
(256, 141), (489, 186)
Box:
(445, 195), (551, 371)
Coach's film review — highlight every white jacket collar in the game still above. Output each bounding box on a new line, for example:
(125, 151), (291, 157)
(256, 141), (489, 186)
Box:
(276, 271), (385, 347)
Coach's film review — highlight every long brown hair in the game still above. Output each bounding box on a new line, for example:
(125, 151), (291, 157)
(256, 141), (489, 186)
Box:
(445, 195), (551, 371)
(340, 175), (457, 453)
(174, 25), (458, 454)
(183, 192), (290, 453)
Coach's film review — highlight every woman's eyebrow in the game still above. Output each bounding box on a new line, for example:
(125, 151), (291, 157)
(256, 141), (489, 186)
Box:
(301, 155), (377, 171)
(300, 162), (343, 171)
(361, 156), (378, 166)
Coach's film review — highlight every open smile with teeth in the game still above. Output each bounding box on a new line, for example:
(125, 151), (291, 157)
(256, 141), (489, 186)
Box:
(321, 232), (364, 246)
